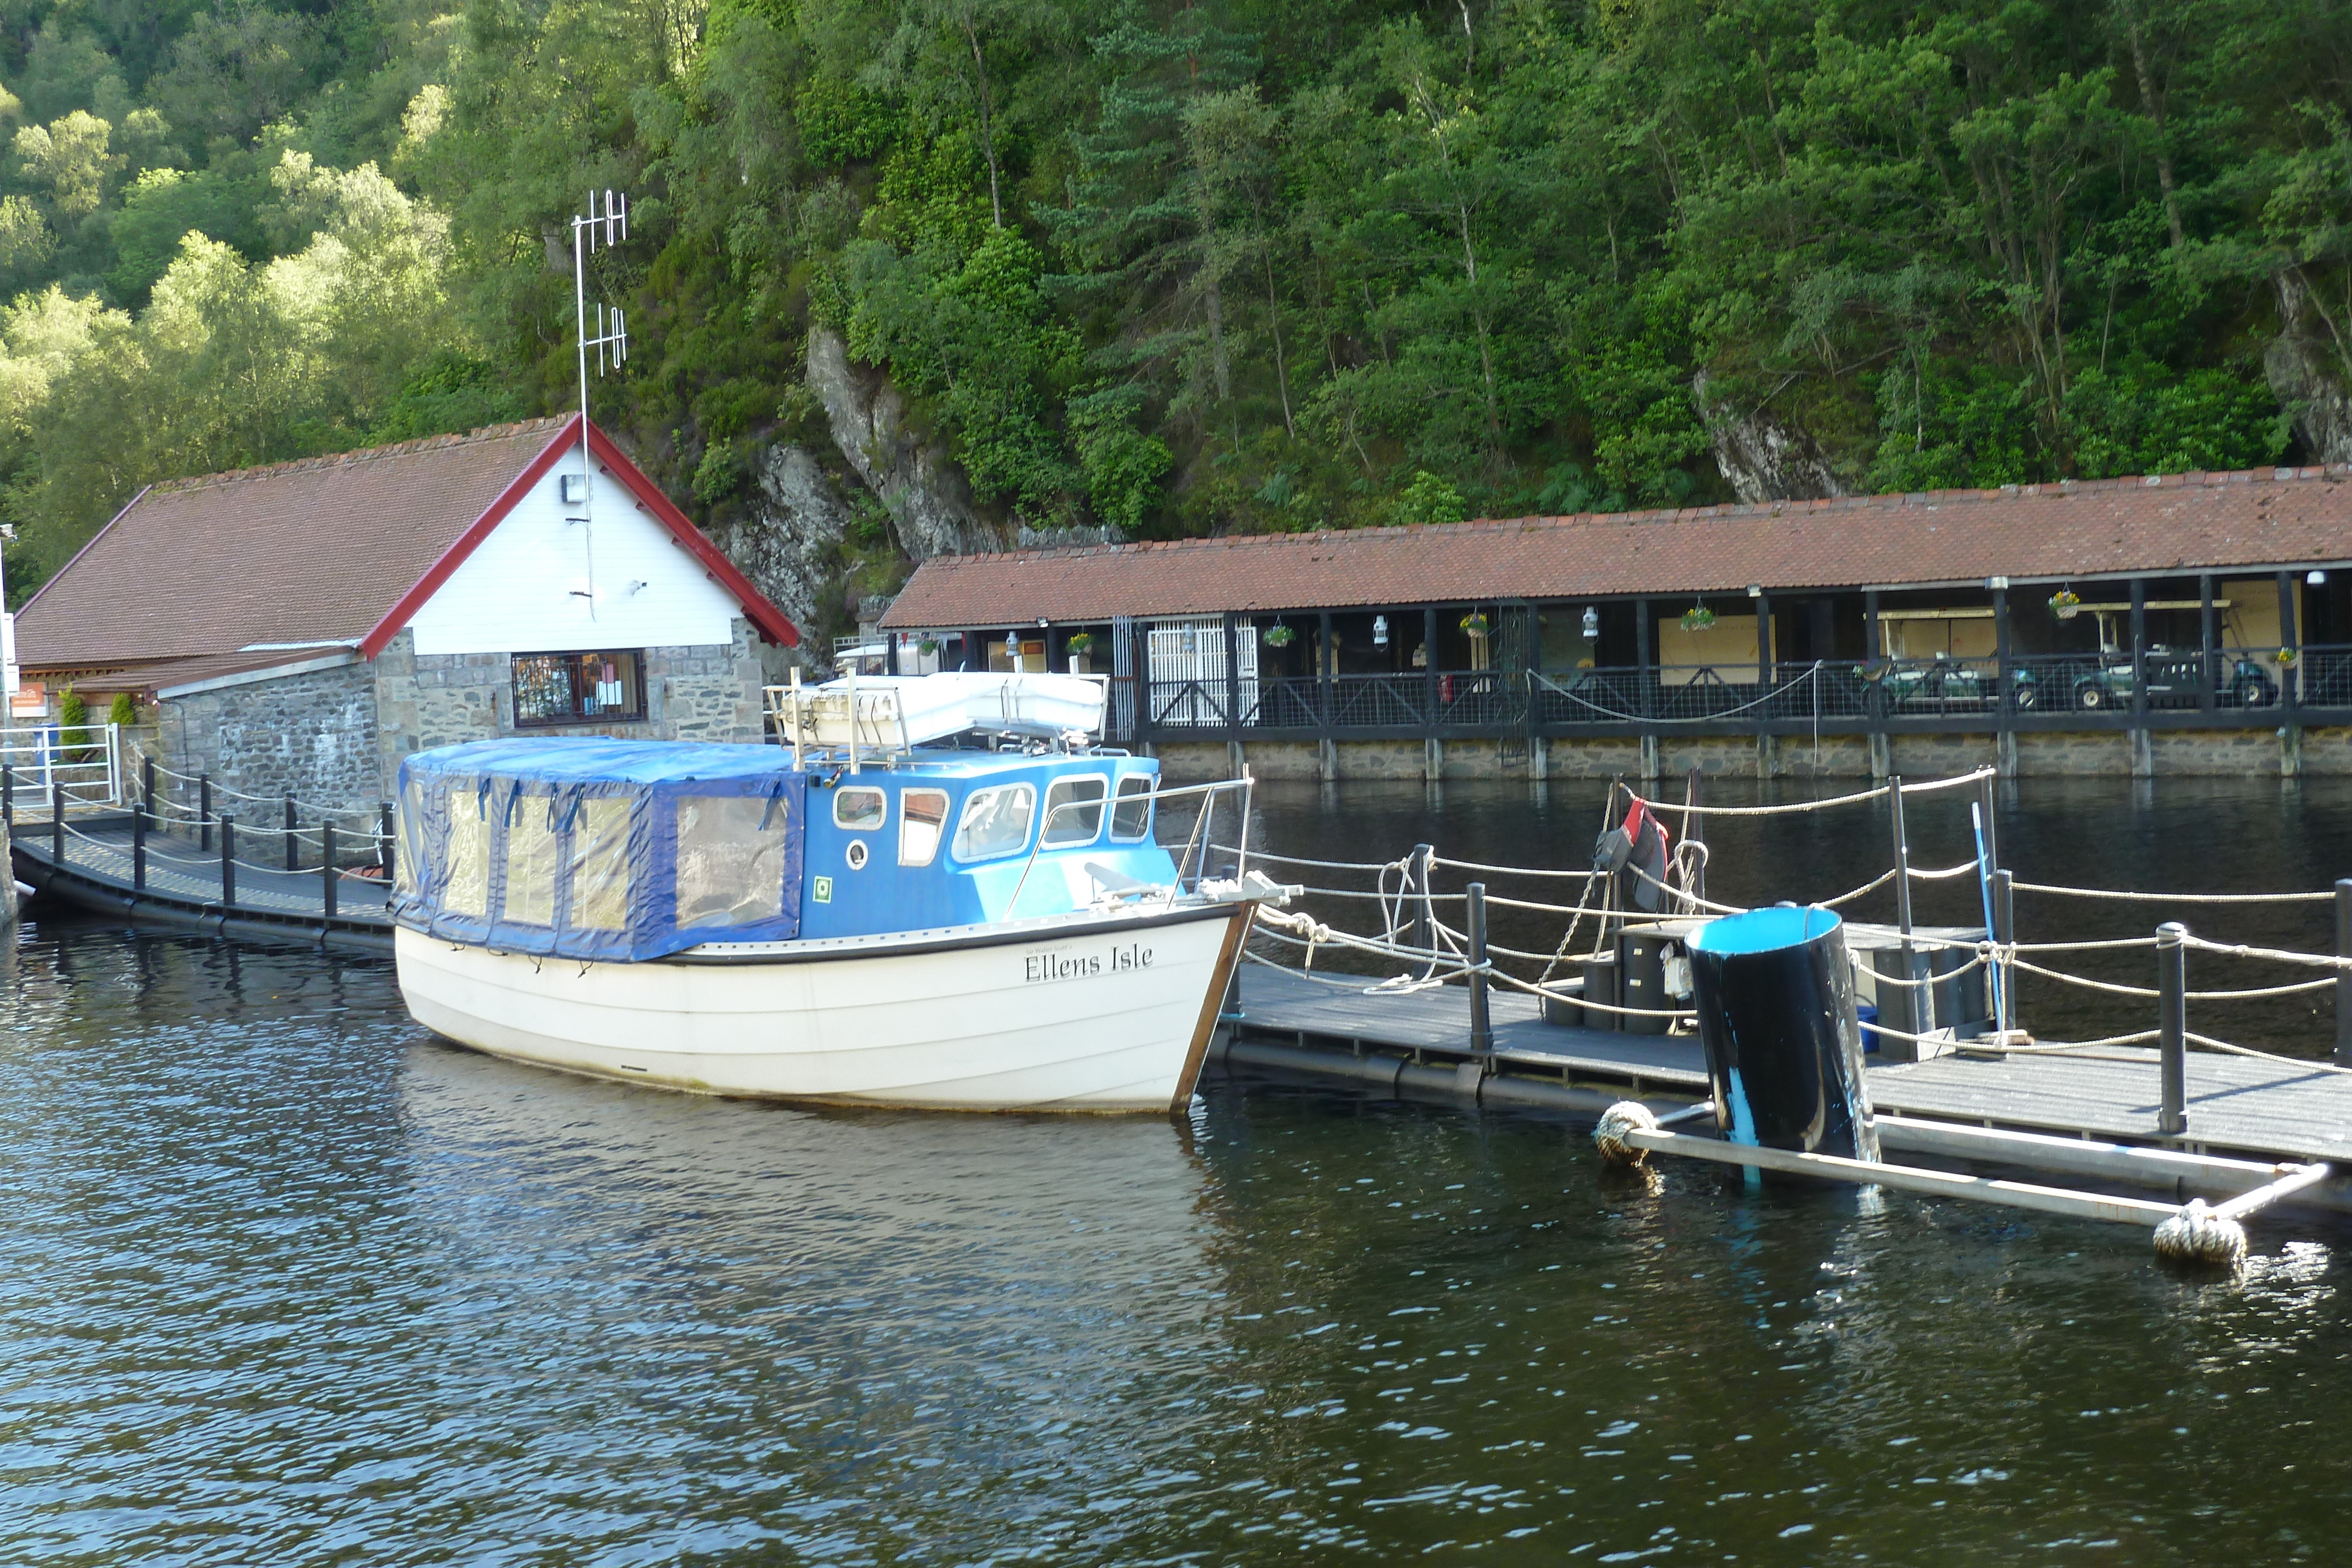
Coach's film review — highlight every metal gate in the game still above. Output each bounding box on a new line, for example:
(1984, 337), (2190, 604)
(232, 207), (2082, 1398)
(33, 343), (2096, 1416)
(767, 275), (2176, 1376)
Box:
(1147, 617), (1260, 727)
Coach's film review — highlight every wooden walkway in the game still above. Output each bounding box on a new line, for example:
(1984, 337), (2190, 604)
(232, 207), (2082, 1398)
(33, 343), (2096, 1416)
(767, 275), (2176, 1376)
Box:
(9, 814), (394, 953)
(1230, 964), (2352, 1166)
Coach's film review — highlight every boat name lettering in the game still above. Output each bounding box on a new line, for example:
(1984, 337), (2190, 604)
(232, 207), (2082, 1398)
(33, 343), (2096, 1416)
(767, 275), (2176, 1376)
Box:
(1024, 943), (1154, 984)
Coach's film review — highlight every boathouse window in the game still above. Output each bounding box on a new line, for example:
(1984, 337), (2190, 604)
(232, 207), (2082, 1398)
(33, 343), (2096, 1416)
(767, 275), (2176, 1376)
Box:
(900, 788), (948, 867)
(675, 795), (791, 928)
(570, 797), (633, 931)
(952, 783), (1035, 861)
(1110, 775), (1154, 841)
(510, 649), (647, 727)
(503, 787), (559, 926)
(833, 787), (887, 830)
(1041, 775), (1108, 846)
(443, 788), (490, 917)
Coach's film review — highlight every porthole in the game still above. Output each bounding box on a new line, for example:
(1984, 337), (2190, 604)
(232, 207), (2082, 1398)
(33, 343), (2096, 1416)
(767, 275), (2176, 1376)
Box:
(846, 838), (870, 871)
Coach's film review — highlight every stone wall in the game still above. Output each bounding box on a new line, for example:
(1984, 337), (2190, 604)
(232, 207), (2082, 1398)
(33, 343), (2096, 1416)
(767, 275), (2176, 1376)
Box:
(373, 620), (769, 793)
(156, 657), (381, 820)
(1152, 724), (2351, 781)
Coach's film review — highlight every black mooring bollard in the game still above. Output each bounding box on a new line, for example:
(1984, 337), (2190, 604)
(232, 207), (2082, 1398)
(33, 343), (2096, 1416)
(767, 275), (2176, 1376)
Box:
(2157, 921), (2187, 1136)
(219, 814), (236, 910)
(321, 820), (337, 918)
(1688, 905), (1878, 1161)
(1466, 881), (1493, 1058)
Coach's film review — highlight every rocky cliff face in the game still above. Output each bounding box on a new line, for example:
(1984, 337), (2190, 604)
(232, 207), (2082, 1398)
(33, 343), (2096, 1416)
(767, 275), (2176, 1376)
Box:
(2264, 270), (2352, 464)
(805, 325), (1003, 558)
(706, 442), (857, 643)
(1693, 370), (1847, 504)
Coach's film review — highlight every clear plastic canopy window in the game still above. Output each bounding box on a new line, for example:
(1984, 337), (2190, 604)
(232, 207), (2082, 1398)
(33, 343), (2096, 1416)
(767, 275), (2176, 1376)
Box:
(390, 737), (807, 959)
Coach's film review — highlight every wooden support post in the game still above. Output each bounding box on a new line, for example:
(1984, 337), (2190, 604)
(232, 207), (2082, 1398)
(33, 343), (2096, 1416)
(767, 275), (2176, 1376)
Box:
(132, 801), (147, 891)
(2199, 573), (2217, 714)
(2279, 569), (2301, 718)
(1634, 597), (1652, 719)
(322, 821), (338, 919)
(1423, 606), (1441, 724)
(1318, 609), (1336, 734)
(220, 814), (236, 911)
(199, 774), (212, 852)
(1466, 881), (1493, 1059)
(2336, 880), (2352, 1066)
(1992, 586), (2012, 721)
(2157, 921), (2187, 1135)
(284, 793), (298, 871)
(1222, 611), (1242, 733)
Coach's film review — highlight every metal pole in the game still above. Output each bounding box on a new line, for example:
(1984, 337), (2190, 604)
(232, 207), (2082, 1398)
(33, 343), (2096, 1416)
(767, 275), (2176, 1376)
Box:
(2336, 880), (2352, 1065)
(2157, 921), (2187, 1135)
(1466, 881), (1493, 1058)
(51, 773), (64, 865)
(199, 773), (211, 852)
(1888, 775), (1922, 1022)
(2, 761), (11, 825)
(219, 814), (235, 911)
(1994, 869), (2016, 1036)
(322, 821), (338, 919)
(132, 801), (146, 891)
(380, 801), (395, 881)
(142, 754), (155, 814)
(284, 793), (298, 871)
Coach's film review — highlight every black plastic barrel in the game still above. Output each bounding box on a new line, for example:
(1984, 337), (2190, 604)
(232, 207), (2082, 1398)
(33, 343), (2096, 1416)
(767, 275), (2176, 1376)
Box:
(1581, 951), (1621, 1032)
(1686, 906), (1879, 1161)
(1618, 929), (1675, 1035)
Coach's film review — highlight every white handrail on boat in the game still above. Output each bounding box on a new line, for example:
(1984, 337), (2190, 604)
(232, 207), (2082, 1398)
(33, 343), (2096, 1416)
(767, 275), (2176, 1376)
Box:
(1004, 773), (1259, 917)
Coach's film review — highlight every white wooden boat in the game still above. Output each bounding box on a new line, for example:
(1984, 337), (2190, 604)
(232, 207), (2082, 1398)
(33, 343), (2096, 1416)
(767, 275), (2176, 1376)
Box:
(390, 674), (1282, 1112)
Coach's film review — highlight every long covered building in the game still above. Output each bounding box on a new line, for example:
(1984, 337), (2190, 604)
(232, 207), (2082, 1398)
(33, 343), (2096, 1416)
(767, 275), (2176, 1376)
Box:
(880, 466), (2352, 780)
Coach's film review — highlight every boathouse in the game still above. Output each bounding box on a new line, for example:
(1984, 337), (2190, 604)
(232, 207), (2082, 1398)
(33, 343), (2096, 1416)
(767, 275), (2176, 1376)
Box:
(8, 416), (799, 817)
(880, 467), (2352, 780)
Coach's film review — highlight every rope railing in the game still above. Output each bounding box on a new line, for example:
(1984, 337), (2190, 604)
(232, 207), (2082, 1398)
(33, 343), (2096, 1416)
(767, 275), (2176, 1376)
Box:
(2010, 880), (2336, 905)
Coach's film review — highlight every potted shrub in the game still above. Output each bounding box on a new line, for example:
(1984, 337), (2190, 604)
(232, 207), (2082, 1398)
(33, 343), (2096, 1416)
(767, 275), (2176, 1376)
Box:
(1065, 630), (1094, 674)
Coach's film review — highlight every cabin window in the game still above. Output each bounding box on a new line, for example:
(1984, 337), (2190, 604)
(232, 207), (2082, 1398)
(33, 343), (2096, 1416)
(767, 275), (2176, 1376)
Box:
(1110, 775), (1154, 841)
(674, 795), (791, 928)
(901, 788), (948, 867)
(952, 783), (1035, 862)
(443, 788), (490, 917)
(569, 796), (633, 930)
(503, 787), (559, 925)
(833, 786), (887, 830)
(512, 649), (647, 726)
(1041, 775), (1108, 847)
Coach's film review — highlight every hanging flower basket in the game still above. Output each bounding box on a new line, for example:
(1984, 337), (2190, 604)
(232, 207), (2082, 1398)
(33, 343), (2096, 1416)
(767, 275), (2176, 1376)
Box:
(1262, 624), (1297, 648)
(1681, 605), (1716, 633)
(1459, 612), (1489, 638)
(2276, 646), (2300, 667)
(2049, 588), (2081, 619)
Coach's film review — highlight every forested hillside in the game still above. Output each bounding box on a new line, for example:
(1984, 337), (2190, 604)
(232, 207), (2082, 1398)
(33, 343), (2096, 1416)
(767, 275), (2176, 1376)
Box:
(4, 1), (2352, 643)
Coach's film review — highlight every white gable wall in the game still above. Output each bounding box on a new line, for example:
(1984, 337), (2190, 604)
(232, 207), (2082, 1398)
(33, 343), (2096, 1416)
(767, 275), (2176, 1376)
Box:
(405, 453), (744, 657)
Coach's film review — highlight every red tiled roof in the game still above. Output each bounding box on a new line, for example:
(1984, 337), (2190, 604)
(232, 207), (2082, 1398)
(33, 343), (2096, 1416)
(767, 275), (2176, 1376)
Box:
(881, 466), (2352, 628)
(15, 415), (799, 676)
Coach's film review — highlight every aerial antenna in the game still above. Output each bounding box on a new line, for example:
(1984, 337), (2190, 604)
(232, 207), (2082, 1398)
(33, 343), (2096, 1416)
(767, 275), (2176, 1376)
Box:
(570, 188), (630, 620)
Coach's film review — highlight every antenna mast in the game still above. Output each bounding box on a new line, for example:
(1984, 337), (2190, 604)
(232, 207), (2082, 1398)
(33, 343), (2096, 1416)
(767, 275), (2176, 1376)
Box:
(570, 189), (629, 620)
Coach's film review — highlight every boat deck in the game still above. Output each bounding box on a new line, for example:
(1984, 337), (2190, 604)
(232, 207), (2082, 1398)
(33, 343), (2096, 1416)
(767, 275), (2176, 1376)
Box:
(1227, 964), (2352, 1166)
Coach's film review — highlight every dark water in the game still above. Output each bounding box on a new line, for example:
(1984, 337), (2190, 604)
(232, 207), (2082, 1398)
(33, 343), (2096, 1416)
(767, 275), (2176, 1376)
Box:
(6, 779), (2352, 1564)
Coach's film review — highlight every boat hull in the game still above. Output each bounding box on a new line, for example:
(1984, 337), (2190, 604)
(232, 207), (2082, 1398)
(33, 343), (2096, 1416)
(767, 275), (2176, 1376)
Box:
(394, 903), (1251, 1112)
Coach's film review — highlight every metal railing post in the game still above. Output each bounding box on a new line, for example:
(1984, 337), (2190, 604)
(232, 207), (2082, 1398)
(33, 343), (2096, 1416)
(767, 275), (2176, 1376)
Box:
(283, 794), (298, 871)
(1888, 775), (1923, 1024)
(2336, 880), (2352, 1066)
(3, 762), (12, 825)
(1466, 881), (1493, 1058)
(379, 801), (395, 881)
(142, 754), (155, 814)
(132, 801), (147, 891)
(199, 774), (212, 852)
(322, 821), (338, 919)
(2157, 921), (2187, 1135)
(51, 774), (64, 865)
(219, 814), (236, 911)
(1993, 868), (2017, 1035)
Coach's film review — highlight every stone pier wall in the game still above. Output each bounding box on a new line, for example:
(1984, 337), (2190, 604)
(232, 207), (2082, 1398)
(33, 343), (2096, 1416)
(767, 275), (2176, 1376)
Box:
(1151, 726), (2342, 783)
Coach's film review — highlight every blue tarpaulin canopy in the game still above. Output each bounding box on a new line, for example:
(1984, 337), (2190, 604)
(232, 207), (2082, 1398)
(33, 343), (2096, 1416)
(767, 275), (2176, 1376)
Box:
(391, 737), (807, 960)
